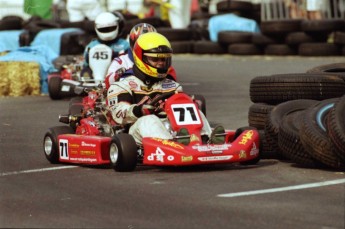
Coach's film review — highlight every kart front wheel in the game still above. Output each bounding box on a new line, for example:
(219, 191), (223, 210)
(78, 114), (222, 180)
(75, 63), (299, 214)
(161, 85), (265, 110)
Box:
(109, 134), (137, 172)
(48, 76), (62, 100)
(43, 126), (74, 164)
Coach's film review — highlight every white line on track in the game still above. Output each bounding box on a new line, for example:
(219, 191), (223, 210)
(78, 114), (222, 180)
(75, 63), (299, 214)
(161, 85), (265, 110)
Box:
(0, 166), (78, 177)
(217, 178), (345, 198)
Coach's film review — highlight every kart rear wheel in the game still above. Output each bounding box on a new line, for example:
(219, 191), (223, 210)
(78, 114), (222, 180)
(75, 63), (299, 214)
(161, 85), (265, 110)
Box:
(193, 94), (206, 116)
(43, 126), (74, 164)
(109, 134), (137, 172)
(48, 76), (62, 100)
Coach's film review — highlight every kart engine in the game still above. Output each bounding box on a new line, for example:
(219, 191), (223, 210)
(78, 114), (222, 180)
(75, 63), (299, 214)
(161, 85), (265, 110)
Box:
(59, 86), (119, 137)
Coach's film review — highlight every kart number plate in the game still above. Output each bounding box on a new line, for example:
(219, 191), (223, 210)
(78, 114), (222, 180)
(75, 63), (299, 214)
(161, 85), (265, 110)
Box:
(171, 103), (201, 125)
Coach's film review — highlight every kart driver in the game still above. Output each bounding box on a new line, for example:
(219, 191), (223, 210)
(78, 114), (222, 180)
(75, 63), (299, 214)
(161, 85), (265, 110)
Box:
(105, 23), (177, 90)
(106, 32), (215, 146)
(82, 11), (130, 73)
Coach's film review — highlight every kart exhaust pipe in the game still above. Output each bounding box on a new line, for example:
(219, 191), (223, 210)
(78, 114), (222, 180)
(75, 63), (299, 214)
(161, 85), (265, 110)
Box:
(59, 114), (80, 124)
(59, 114), (70, 124)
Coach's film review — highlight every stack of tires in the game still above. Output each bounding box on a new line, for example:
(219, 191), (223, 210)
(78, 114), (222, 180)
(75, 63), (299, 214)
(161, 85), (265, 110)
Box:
(248, 63), (345, 170)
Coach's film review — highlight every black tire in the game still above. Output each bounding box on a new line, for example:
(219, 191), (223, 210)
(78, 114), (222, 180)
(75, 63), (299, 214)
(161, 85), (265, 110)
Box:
(265, 99), (317, 157)
(264, 44), (297, 56)
(218, 31), (253, 45)
(301, 19), (344, 35)
(285, 32), (327, 45)
(258, 130), (278, 159)
(300, 98), (345, 170)
(43, 126), (74, 164)
(326, 95), (345, 163)
(278, 110), (325, 168)
(250, 73), (345, 104)
(192, 94), (206, 117)
(109, 134), (138, 172)
(48, 77), (62, 100)
(156, 28), (192, 41)
(228, 44), (263, 55)
(171, 41), (193, 54)
(193, 41), (227, 54)
(306, 62), (345, 81)
(248, 103), (275, 130)
(298, 43), (341, 56)
(260, 20), (301, 35)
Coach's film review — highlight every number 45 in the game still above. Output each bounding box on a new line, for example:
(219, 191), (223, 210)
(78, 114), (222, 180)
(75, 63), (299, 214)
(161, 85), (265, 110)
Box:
(92, 51), (109, 60)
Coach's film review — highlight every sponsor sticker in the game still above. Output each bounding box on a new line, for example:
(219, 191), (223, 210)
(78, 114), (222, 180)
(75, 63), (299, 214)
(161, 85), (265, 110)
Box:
(198, 155), (233, 161)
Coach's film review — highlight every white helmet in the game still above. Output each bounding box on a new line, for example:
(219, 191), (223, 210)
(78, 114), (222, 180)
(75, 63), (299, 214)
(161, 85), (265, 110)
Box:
(95, 12), (122, 41)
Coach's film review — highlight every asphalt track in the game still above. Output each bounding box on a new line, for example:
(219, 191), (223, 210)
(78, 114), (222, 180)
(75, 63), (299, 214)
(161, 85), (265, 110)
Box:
(1, 55), (345, 229)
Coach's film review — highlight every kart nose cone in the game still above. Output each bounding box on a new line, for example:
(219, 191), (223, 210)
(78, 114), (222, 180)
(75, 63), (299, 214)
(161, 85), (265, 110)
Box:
(109, 143), (119, 164)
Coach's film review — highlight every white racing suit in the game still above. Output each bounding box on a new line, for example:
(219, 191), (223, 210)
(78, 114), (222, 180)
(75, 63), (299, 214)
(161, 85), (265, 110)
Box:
(105, 53), (133, 88)
(107, 75), (212, 145)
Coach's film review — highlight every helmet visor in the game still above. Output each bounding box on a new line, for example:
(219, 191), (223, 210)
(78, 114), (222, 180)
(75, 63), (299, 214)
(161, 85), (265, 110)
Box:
(97, 25), (118, 33)
(143, 53), (172, 73)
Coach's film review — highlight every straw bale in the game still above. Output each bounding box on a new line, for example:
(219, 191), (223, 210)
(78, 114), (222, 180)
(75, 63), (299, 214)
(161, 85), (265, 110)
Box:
(0, 62), (41, 96)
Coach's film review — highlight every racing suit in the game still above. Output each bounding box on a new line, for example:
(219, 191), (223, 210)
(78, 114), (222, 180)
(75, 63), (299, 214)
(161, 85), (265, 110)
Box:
(107, 72), (211, 145)
(83, 38), (130, 68)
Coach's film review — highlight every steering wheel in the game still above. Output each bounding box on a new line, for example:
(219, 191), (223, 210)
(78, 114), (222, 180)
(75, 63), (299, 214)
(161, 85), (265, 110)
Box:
(148, 91), (176, 107)
(147, 91), (176, 118)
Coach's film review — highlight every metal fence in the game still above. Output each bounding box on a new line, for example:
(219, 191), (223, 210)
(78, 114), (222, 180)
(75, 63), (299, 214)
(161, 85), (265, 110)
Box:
(261, 0), (345, 21)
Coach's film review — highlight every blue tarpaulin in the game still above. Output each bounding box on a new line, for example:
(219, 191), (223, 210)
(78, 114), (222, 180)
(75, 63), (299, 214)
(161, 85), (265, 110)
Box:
(208, 13), (260, 42)
(31, 28), (83, 55)
(0, 30), (25, 53)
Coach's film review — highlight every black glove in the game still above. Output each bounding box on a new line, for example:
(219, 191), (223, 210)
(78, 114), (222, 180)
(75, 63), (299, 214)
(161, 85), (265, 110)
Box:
(133, 104), (155, 117)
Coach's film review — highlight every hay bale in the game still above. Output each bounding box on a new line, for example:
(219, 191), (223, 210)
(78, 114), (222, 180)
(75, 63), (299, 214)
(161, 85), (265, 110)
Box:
(0, 61), (41, 96)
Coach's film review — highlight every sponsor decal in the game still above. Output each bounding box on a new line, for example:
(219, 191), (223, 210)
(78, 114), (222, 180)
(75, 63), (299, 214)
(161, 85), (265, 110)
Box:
(148, 147), (166, 162)
(250, 142), (259, 156)
(70, 158), (97, 163)
(116, 110), (126, 119)
(239, 150), (247, 159)
(129, 81), (138, 89)
(238, 130), (254, 145)
(152, 138), (184, 149)
(61, 85), (70, 92)
(192, 144), (230, 153)
(80, 150), (96, 156)
(109, 97), (118, 106)
(81, 141), (96, 148)
(70, 150), (78, 155)
(181, 156), (193, 162)
(69, 143), (79, 148)
(190, 134), (199, 142)
(162, 82), (176, 89)
(198, 155), (233, 161)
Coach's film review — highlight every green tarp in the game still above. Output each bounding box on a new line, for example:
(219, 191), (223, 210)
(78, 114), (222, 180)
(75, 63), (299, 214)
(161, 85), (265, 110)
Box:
(24, 0), (53, 19)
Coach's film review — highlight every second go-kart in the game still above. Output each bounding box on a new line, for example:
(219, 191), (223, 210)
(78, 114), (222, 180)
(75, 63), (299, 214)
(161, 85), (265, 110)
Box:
(43, 90), (260, 172)
(48, 44), (113, 100)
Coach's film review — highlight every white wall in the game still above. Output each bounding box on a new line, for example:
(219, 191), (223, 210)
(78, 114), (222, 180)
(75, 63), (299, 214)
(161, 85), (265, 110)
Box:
(0, 0), (31, 19)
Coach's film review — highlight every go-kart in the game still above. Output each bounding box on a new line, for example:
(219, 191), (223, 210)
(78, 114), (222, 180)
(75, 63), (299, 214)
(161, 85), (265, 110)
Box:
(48, 44), (113, 100)
(43, 87), (260, 172)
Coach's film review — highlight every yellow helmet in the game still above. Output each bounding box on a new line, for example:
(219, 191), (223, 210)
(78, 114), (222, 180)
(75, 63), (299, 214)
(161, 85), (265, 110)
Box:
(133, 32), (172, 79)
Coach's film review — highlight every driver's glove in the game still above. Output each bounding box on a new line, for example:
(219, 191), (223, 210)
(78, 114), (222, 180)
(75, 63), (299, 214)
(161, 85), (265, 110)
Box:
(133, 104), (155, 117)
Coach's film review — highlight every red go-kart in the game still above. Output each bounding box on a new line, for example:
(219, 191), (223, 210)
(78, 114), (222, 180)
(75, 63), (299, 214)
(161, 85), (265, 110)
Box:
(43, 89), (260, 172)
